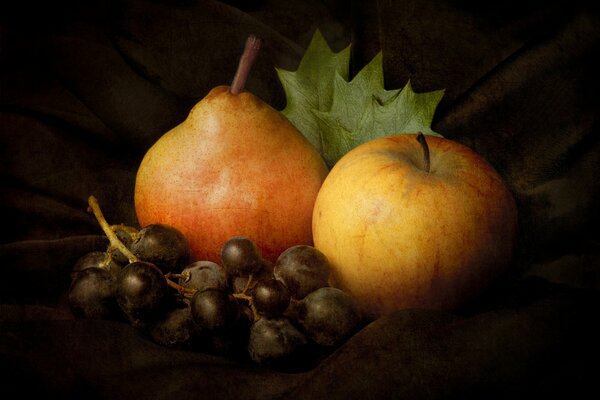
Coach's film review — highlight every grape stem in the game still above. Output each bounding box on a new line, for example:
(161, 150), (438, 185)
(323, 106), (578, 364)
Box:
(230, 35), (263, 95)
(233, 292), (261, 322)
(110, 223), (141, 242)
(168, 272), (191, 283)
(241, 273), (254, 295)
(233, 293), (252, 301)
(87, 196), (139, 264)
(99, 252), (116, 271)
(164, 273), (197, 298)
(233, 274), (261, 321)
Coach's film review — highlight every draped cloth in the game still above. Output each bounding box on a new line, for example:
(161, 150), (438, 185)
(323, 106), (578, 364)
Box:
(1, 1), (599, 398)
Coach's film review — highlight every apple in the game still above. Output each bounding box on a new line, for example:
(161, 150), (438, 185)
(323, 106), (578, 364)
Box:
(312, 133), (518, 320)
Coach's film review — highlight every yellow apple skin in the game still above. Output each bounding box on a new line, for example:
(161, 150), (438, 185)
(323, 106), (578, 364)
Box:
(312, 134), (517, 320)
(135, 86), (328, 263)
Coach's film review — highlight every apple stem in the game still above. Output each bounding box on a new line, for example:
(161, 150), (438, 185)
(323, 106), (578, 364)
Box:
(416, 132), (431, 173)
(87, 196), (139, 264)
(230, 35), (263, 95)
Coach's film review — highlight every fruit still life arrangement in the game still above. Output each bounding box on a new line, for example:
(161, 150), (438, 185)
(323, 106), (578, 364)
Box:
(68, 32), (517, 368)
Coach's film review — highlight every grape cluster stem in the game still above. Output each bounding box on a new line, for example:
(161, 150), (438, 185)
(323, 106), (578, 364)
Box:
(232, 274), (261, 322)
(87, 196), (139, 264)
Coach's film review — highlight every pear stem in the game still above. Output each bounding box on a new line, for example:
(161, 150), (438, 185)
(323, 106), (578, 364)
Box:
(87, 195), (139, 264)
(230, 35), (263, 95)
(416, 132), (431, 173)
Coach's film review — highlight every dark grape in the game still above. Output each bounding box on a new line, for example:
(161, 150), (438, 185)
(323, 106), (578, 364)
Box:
(71, 251), (121, 280)
(130, 224), (190, 274)
(190, 288), (239, 331)
(179, 261), (228, 292)
(68, 267), (121, 320)
(116, 261), (168, 320)
(252, 278), (290, 318)
(149, 303), (197, 348)
(220, 236), (263, 276)
(297, 287), (361, 346)
(273, 245), (330, 299)
(237, 301), (255, 326)
(247, 317), (307, 365)
(209, 302), (253, 359)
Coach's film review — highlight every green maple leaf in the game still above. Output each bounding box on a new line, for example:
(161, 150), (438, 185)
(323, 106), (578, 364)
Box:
(276, 30), (350, 154)
(277, 30), (445, 168)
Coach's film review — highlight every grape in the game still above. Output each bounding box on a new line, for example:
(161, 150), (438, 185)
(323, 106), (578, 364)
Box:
(247, 317), (307, 365)
(149, 303), (197, 348)
(273, 245), (330, 299)
(209, 302), (253, 359)
(237, 301), (255, 326)
(190, 288), (239, 331)
(220, 236), (263, 276)
(252, 278), (290, 318)
(68, 267), (121, 320)
(297, 287), (361, 346)
(179, 261), (228, 292)
(130, 224), (190, 274)
(71, 251), (121, 280)
(116, 261), (169, 320)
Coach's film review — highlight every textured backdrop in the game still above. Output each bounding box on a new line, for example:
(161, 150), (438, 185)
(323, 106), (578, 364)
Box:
(1, 0), (599, 398)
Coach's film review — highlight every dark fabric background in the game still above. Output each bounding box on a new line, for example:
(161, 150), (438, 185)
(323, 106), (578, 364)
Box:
(1, 0), (599, 398)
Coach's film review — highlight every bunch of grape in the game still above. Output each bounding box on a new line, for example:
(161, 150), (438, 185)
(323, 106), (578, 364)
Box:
(68, 197), (362, 368)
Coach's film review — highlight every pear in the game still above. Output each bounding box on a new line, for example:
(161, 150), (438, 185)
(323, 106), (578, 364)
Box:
(134, 36), (328, 263)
